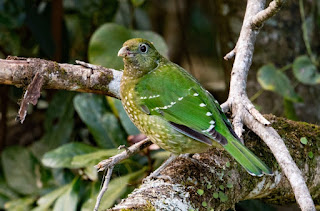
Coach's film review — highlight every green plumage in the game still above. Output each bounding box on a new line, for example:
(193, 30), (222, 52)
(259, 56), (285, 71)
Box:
(118, 38), (272, 176)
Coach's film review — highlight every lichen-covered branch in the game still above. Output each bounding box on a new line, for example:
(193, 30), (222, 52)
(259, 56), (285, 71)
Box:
(221, 0), (315, 210)
(251, 0), (286, 28)
(111, 115), (320, 210)
(0, 57), (122, 98)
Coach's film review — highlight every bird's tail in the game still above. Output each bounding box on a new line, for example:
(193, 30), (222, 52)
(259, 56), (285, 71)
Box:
(223, 137), (273, 176)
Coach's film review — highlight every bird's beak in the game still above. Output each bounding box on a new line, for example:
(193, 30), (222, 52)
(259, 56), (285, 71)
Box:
(118, 46), (129, 57)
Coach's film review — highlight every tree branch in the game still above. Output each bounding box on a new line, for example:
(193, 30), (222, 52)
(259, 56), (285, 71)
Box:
(222, 0), (315, 210)
(110, 115), (320, 210)
(0, 1), (314, 209)
(0, 57), (122, 99)
(251, 0), (286, 28)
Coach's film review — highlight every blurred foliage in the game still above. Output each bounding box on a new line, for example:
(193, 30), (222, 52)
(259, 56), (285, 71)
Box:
(88, 23), (168, 69)
(255, 0), (320, 121)
(0, 0), (318, 210)
(0, 0), (171, 210)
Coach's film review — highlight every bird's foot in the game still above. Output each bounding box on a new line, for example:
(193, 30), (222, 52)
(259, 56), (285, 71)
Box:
(143, 154), (177, 183)
(181, 153), (213, 170)
(143, 173), (172, 183)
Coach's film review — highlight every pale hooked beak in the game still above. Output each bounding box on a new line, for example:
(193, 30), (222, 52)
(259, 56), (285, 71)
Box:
(118, 46), (129, 57)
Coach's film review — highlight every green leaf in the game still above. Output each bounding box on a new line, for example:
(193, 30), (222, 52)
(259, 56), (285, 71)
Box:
(131, 0), (145, 7)
(0, 180), (18, 200)
(293, 55), (320, 85)
(71, 149), (119, 168)
(300, 137), (308, 145)
(1, 146), (38, 195)
(197, 189), (204, 196)
(219, 185), (224, 191)
(53, 178), (79, 211)
(225, 161), (230, 168)
(74, 93), (126, 148)
(226, 183), (233, 189)
(201, 201), (207, 207)
(308, 151), (314, 159)
(108, 98), (140, 135)
(213, 192), (219, 199)
(218, 191), (228, 202)
(81, 169), (146, 210)
(88, 23), (168, 70)
(30, 91), (75, 159)
(5, 197), (35, 211)
(42, 143), (99, 168)
(283, 98), (298, 120)
(84, 165), (98, 181)
(0, 195), (9, 209)
(257, 64), (302, 102)
(34, 184), (71, 211)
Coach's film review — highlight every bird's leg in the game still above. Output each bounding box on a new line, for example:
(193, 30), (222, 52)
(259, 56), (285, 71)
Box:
(181, 153), (213, 170)
(144, 154), (177, 182)
(179, 153), (204, 166)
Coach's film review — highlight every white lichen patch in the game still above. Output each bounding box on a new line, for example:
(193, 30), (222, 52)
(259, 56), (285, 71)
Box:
(113, 180), (194, 211)
(108, 70), (122, 99)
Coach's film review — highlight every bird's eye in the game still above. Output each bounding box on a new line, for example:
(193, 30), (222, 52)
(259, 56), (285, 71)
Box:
(140, 44), (148, 53)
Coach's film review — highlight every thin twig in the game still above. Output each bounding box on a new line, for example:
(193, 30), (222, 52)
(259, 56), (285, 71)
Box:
(95, 138), (152, 172)
(17, 72), (44, 123)
(251, 0), (286, 28)
(93, 138), (152, 211)
(223, 0), (315, 210)
(94, 166), (114, 211)
(224, 48), (236, 60)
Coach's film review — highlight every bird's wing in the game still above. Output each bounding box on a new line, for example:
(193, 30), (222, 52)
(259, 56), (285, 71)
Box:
(135, 62), (234, 146)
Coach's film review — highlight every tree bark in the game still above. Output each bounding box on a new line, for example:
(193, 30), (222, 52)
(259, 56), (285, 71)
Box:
(0, 57), (122, 99)
(111, 115), (320, 210)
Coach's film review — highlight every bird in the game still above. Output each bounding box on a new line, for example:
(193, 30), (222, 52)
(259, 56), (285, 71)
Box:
(118, 38), (272, 176)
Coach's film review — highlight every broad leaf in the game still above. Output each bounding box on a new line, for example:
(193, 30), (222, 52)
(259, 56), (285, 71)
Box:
(131, 0), (145, 7)
(4, 197), (35, 211)
(53, 178), (79, 211)
(257, 64), (302, 102)
(33, 184), (70, 211)
(108, 98), (140, 135)
(88, 23), (168, 70)
(0, 179), (18, 200)
(71, 149), (119, 168)
(1, 146), (38, 195)
(81, 169), (146, 210)
(30, 91), (75, 159)
(74, 93), (126, 148)
(293, 55), (320, 85)
(42, 143), (99, 168)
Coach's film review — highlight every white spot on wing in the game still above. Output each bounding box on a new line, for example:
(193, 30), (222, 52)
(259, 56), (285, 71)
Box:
(200, 103), (206, 107)
(178, 97), (183, 101)
(202, 124), (215, 133)
(210, 120), (215, 125)
(206, 112), (212, 116)
(193, 93), (199, 96)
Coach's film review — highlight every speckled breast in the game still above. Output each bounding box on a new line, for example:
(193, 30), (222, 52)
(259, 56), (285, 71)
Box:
(120, 76), (209, 155)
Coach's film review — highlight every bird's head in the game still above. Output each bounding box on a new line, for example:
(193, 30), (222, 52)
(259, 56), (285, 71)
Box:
(118, 38), (161, 77)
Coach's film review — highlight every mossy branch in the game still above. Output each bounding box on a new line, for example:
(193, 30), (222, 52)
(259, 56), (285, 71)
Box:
(111, 115), (320, 210)
(0, 57), (122, 98)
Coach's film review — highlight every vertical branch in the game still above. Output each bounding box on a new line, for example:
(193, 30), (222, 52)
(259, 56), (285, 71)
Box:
(222, 0), (315, 210)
